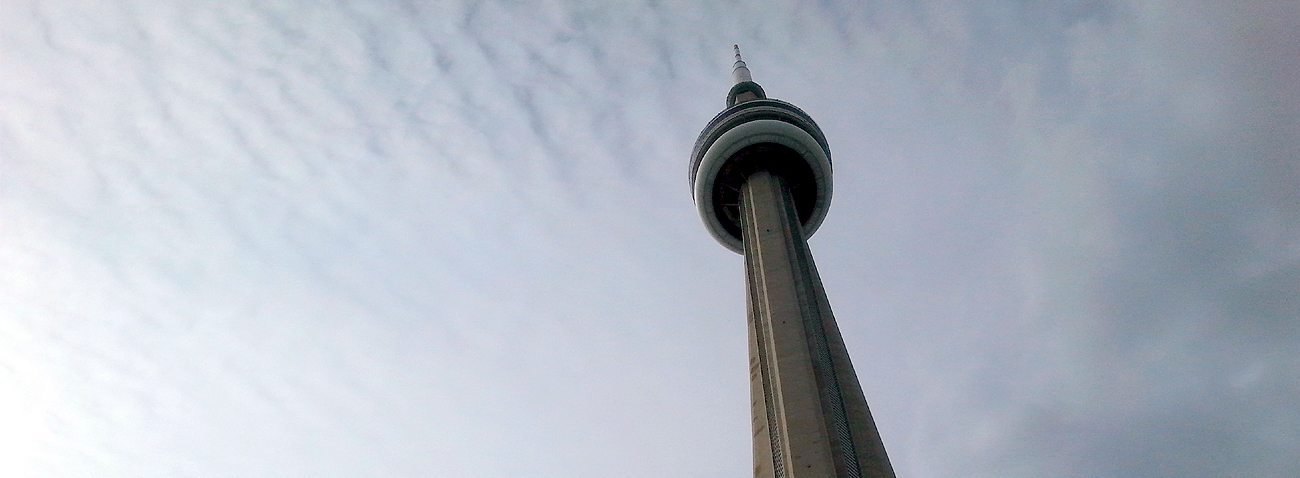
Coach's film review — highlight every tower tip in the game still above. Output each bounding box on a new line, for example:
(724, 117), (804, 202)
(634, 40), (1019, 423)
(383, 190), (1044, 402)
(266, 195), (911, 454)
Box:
(731, 44), (752, 84)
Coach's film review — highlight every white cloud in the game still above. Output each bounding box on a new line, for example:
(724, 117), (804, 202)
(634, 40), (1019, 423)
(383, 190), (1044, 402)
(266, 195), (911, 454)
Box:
(1, 1), (1296, 477)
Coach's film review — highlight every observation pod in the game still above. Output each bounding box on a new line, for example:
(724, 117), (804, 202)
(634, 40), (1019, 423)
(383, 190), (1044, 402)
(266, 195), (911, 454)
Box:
(689, 49), (833, 254)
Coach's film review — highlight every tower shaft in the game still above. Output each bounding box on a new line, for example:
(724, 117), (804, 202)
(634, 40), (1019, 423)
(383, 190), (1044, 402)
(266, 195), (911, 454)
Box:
(741, 169), (895, 478)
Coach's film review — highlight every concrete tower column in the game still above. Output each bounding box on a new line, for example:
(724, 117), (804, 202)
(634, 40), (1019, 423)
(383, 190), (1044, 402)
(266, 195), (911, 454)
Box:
(741, 169), (894, 478)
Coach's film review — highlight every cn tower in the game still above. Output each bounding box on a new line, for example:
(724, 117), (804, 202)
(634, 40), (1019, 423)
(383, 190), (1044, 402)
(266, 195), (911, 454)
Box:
(690, 46), (896, 478)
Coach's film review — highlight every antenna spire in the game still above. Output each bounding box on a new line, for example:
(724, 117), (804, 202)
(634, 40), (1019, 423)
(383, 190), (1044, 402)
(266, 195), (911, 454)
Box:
(732, 44), (752, 84)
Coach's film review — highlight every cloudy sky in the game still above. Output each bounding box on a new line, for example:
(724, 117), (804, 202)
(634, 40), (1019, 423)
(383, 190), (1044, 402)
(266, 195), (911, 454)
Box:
(2, 1), (1298, 476)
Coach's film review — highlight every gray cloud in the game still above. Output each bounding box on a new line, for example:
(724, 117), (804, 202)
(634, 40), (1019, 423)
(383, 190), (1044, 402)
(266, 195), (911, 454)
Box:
(1, 1), (1296, 477)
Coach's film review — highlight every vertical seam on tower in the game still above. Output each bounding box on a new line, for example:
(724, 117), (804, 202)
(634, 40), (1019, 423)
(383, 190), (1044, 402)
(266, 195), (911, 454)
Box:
(744, 173), (786, 478)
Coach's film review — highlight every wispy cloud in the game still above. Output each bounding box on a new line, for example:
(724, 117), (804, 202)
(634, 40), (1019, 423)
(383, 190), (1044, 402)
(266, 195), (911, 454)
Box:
(1, 1), (1296, 477)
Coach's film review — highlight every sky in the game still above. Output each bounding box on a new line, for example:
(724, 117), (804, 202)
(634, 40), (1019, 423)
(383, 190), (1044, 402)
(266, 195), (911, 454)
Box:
(1, 1), (1298, 476)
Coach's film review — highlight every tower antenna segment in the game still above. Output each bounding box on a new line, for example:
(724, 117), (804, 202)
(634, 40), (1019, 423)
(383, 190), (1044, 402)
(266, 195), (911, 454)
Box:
(733, 44), (752, 84)
(723, 44), (766, 107)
